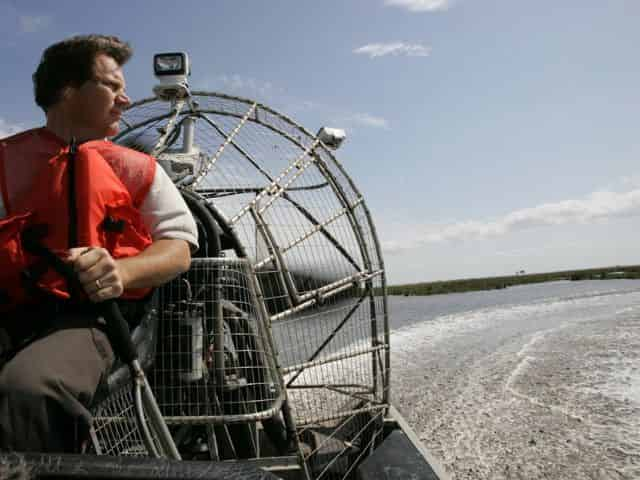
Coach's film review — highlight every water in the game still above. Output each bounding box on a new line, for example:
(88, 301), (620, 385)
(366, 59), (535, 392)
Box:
(389, 279), (640, 480)
(388, 279), (640, 331)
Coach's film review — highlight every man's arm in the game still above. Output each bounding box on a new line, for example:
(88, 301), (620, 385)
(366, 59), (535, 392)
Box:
(68, 239), (190, 302)
(117, 238), (191, 289)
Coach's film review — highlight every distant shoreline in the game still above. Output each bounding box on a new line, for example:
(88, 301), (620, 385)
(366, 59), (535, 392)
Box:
(387, 265), (640, 296)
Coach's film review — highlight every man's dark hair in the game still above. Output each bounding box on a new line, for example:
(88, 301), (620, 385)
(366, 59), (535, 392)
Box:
(33, 34), (132, 112)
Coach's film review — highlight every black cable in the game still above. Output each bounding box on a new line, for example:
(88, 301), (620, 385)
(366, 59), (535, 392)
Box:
(180, 189), (221, 257)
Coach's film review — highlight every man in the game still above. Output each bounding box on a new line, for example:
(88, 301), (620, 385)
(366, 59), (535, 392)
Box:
(0, 35), (198, 452)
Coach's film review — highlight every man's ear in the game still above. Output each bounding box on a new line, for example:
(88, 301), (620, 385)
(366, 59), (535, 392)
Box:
(60, 86), (75, 102)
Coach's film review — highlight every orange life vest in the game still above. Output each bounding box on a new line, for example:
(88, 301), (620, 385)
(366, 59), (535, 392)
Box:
(0, 128), (156, 310)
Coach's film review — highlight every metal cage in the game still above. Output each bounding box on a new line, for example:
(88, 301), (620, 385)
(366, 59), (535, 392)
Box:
(94, 91), (391, 478)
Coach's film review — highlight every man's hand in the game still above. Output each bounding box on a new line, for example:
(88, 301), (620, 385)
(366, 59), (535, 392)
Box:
(66, 247), (125, 302)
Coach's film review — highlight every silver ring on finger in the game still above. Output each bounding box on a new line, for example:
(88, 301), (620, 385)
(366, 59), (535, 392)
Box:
(95, 279), (102, 290)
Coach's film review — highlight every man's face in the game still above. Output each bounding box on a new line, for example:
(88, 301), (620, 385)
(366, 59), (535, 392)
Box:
(66, 53), (130, 140)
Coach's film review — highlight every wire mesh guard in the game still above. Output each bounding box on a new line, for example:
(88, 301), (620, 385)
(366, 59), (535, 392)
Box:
(90, 384), (157, 457)
(113, 92), (391, 475)
(152, 257), (283, 424)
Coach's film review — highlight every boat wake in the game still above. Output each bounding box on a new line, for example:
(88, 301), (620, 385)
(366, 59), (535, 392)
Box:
(391, 288), (640, 479)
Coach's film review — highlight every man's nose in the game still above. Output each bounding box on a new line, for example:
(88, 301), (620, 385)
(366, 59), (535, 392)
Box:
(116, 92), (130, 107)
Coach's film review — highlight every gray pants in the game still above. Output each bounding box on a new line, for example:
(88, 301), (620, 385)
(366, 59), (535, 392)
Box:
(0, 317), (115, 452)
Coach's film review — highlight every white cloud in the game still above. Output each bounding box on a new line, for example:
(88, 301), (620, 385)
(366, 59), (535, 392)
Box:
(384, 0), (451, 12)
(382, 188), (640, 253)
(494, 242), (582, 259)
(328, 111), (390, 131)
(19, 14), (51, 33)
(349, 113), (389, 129)
(353, 42), (431, 59)
(621, 174), (640, 189)
(207, 74), (281, 101)
(0, 118), (24, 139)
(0, 4), (52, 36)
(206, 74), (388, 132)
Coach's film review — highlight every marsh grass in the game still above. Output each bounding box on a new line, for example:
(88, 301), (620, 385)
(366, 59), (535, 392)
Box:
(387, 265), (640, 296)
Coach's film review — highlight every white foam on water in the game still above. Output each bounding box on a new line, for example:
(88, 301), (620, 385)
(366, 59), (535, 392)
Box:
(502, 327), (589, 421)
(609, 367), (640, 405)
(584, 352), (640, 406)
(391, 291), (618, 354)
(504, 329), (547, 393)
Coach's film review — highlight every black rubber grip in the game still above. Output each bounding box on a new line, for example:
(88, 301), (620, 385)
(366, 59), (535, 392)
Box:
(68, 138), (78, 248)
(103, 299), (137, 364)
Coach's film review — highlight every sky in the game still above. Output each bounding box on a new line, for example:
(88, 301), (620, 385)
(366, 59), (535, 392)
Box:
(1, 0), (639, 284)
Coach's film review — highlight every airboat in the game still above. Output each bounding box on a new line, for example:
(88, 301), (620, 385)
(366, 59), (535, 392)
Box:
(5, 53), (448, 479)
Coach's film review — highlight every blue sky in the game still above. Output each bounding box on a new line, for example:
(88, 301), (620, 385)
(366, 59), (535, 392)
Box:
(2, 0), (639, 283)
